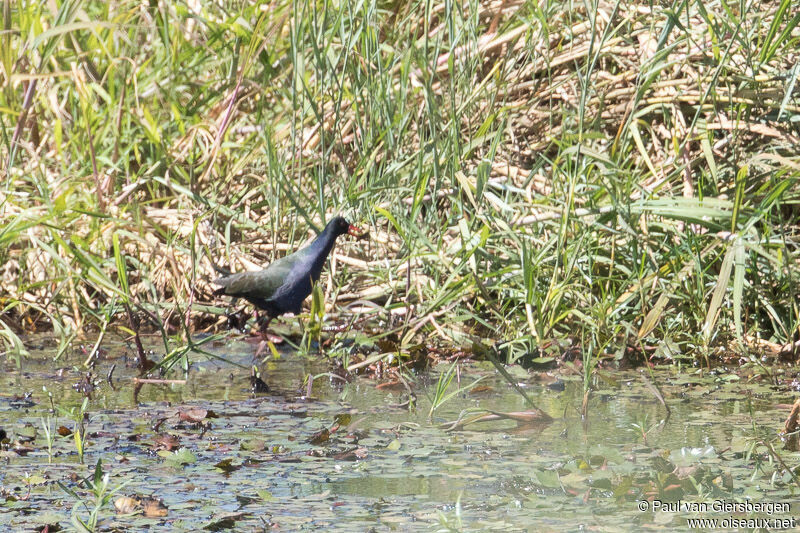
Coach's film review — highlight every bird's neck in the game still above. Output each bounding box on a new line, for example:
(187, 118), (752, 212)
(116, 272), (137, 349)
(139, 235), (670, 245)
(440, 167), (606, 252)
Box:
(311, 224), (337, 253)
(304, 224), (338, 274)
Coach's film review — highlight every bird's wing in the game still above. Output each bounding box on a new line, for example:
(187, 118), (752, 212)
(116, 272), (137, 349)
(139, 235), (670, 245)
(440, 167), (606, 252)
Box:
(213, 253), (304, 300)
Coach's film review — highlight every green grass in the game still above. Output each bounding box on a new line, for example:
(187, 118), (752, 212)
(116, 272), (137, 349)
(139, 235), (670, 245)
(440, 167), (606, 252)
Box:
(1, 0), (799, 370)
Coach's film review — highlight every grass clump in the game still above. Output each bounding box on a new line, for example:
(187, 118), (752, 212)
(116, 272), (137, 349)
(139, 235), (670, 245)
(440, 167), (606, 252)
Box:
(1, 0), (799, 367)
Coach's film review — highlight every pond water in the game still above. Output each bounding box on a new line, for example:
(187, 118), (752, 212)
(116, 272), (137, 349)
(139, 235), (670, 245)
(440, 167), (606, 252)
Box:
(1, 335), (799, 531)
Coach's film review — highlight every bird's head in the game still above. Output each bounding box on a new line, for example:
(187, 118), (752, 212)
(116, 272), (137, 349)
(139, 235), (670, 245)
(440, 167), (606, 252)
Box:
(330, 216), (363, 238)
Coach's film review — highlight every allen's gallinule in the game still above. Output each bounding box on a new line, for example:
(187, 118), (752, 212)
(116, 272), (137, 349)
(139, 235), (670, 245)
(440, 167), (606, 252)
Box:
(212, 216), (361, 331)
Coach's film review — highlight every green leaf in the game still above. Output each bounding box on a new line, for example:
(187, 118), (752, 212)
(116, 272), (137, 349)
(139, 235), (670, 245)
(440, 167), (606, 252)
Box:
(386, 439), (402, 451)
(112, 233), (129, 301)
(160, 447), (197, 466)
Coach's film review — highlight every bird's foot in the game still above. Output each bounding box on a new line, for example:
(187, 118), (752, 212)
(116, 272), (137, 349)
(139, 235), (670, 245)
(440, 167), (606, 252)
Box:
(255, 316), (282, 344)
(259, 330), (284, 345)
(252, 318), (283, 361)
(253, 333), (284, 360)
(254, 340), (268, 359)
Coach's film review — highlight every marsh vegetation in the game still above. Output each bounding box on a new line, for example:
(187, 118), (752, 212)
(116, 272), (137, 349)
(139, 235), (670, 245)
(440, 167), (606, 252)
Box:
(1, 0), (800, 529)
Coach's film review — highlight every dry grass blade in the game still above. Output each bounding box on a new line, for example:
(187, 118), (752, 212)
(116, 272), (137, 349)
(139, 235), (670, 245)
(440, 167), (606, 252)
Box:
(0, 0), (798, 367)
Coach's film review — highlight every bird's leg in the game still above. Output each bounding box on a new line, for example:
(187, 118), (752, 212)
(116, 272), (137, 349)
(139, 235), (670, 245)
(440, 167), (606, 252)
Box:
(254, 316), (284, 360)
(262, 320), (284, 344)
(258, 316), (272, 335)
(254, 316), (270, 360)
(254, 311), (267, 330)
(256, 314), (280, 340)
(252, 311), (277, 340)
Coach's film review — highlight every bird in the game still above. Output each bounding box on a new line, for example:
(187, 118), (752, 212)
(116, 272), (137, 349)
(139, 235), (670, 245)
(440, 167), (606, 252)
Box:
(212, 216), (361, 333)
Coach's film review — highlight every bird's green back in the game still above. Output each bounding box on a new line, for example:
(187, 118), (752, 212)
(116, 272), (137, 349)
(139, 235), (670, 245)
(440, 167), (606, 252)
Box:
(215, 245), (314, 299)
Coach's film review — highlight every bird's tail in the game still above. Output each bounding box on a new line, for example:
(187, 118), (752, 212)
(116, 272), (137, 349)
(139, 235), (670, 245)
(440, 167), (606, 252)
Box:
(213, 286), (227, 296)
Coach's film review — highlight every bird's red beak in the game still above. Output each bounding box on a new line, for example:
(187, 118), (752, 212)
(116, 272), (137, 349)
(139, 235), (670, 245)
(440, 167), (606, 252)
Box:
(348, 224), (366, 239)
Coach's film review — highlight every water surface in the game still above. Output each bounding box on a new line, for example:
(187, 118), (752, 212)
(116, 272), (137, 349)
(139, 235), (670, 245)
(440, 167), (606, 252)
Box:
(1, 335), (798, 531)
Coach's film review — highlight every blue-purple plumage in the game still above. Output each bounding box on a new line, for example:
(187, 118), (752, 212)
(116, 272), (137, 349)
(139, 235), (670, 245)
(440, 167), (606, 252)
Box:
(213, 216), (359, 321)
